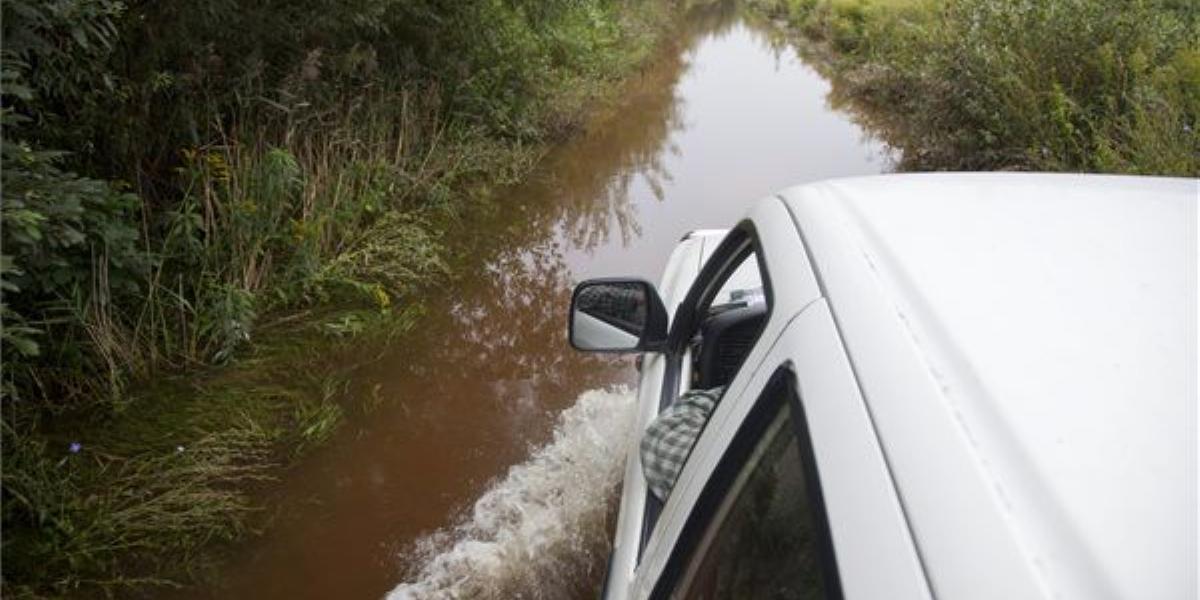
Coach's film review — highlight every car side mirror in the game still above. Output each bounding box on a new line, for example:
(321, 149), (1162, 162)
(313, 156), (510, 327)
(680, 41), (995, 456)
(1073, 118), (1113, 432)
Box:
(569, 278), (668, 353)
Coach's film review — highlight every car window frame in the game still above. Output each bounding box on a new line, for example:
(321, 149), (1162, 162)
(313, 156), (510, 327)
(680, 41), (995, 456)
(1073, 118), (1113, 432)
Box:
(649, 365), (843, 599)
(639, 223), (776, 556)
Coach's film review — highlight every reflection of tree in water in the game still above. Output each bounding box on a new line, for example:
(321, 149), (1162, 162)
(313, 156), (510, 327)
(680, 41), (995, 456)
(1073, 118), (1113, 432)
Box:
(530, 51), (684, 252)
(391, 232), (624, 407)
(752, 15), (897, 170)
(502, 0), (743, 253)
(447, 239), (617, 389)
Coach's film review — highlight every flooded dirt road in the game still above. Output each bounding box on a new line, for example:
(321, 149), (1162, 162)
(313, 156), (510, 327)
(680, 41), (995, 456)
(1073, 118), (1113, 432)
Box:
(184, 6), (889, 599)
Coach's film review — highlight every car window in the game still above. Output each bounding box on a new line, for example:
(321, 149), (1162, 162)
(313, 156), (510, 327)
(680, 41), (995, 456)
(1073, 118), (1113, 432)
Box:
(688, 248), (768, 391)
(653, 371), (841, 600)
(710, 254), (764, 310)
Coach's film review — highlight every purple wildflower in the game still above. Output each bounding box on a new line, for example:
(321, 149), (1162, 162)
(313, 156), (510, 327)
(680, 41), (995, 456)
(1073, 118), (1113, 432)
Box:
(68, 442), (82, 454)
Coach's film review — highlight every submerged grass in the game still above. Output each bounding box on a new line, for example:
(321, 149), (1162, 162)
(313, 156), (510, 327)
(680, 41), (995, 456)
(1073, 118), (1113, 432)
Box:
(2, 304), (423, 598)
(3, 420), (275, 593)
(749, 0), (1199, 175)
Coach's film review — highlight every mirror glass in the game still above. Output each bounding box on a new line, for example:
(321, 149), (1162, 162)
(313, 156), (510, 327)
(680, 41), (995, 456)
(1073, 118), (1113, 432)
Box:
(571, 281), (648, 351)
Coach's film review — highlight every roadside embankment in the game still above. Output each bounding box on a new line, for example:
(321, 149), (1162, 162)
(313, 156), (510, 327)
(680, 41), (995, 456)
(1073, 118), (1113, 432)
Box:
(0, 1), (674, 596)
(748, 0), (1199, 175)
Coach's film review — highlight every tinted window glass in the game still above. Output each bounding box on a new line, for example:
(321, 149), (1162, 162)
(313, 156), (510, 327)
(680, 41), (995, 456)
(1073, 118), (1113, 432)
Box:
(674, 401), (829, 600)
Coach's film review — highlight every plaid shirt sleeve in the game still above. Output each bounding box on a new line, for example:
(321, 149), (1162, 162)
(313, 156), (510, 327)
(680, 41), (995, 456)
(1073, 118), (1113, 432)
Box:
(639, 387), (724, 502)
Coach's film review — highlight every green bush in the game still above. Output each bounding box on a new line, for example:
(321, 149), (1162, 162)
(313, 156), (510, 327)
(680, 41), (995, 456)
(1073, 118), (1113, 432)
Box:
(1, 115), (149, 406)
(1, 0), (671, 595)
(754, 0), (1199, 174)
(2, 0), (670, 407)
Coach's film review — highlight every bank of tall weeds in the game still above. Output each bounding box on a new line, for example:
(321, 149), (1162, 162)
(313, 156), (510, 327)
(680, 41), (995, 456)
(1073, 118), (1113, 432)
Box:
(0, 0), (671, 596)
(752, 0), (1199, 175)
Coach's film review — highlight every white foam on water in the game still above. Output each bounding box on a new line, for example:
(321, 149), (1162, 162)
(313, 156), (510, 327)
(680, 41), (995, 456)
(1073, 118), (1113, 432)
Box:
(387, 387), (637, 600)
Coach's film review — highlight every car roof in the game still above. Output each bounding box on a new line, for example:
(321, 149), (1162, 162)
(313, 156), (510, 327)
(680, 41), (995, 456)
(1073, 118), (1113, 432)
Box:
(777, 173), (1197, 599)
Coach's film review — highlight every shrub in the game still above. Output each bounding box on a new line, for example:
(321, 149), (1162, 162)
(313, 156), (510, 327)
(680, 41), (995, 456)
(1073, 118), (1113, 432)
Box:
(754, 0), (1199, 174)
(1, 115), (149, 407)
(2, 0), (671, 408)
(1, 0), (671, 595)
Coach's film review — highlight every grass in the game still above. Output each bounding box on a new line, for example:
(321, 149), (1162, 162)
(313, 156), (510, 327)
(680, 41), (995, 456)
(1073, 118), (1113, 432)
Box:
(1, 304), (421, 598)
(3, 419), (276, 594)
(749, 0), (1199, 175)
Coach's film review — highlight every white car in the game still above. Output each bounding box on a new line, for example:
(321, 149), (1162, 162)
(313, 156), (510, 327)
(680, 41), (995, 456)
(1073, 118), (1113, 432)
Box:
(568, 174), (1197, 600)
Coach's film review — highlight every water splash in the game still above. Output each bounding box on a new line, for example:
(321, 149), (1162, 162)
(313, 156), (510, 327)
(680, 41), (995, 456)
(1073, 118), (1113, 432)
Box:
(387, 387), (637, 600)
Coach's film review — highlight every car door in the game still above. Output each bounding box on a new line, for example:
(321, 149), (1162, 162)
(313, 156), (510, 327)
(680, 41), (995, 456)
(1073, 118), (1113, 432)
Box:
(605, 203), (808, 597)
(632, 293), (931, 598)
(610, 200), (819, 590)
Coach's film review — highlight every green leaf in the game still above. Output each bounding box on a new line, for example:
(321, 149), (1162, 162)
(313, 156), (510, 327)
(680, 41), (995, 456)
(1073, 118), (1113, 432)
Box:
(6, 334), (40, 357)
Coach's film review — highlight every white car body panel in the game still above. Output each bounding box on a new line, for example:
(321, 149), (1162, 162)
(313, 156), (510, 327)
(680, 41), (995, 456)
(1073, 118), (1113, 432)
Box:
(637, 299), (932, 600)
(601, 173), (1198, 599)
(783, 174), (1197, 600)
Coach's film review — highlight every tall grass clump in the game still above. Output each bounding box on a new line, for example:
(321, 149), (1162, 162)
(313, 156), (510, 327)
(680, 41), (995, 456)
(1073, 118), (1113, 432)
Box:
(2, 420), (276, 593)
(1, 0), (673, 595)
(752, 0), (1199, 175)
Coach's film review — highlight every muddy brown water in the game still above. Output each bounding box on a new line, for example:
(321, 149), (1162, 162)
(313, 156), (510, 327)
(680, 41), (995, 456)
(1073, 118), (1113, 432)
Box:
(180, 7), (889, 600)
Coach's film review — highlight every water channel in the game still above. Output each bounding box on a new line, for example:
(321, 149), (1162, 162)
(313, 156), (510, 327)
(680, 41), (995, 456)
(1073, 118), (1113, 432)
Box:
(184, 5), (890, 598)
